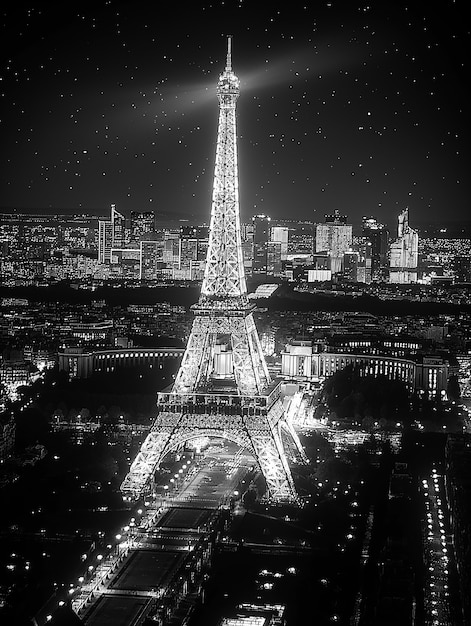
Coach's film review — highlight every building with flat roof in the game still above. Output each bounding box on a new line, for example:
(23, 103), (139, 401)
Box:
(316, 210), (352, 274)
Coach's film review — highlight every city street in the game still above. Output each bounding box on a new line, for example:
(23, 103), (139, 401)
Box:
(420, 465), (457, 626)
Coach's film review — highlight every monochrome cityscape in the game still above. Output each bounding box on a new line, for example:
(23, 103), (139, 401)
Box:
(1, 3), (470, 626)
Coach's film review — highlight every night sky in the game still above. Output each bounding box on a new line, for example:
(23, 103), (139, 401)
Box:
(0, 1), (469, 229)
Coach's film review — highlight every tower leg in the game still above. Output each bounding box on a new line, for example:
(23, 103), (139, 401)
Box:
(120, 414), (180, 499)
(173, 317), (214, 394)
(121, 404), (302, 504)
(249, 429), (298, 502)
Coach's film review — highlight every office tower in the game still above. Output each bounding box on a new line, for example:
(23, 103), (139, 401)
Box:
(98, 219), (113, 263)
(271, 226), (289, 260)
(122, 37), (304, 503)
(389, 208), (419, 283)
(98, 204), (126, 263)
(267, 241), (282, 276)
(252, 214), (271, 274)
(315, 209), (353, 274)
(178, 226), (208, 273)
(362, 216), (389, 279)
(240, 222), (254, 275)
(347, 238), (373, 283)
(287, 223), (315, 255)
(356, 239), (372, 284)
(111, 204), (125, 248)
(453, 256), (471, 283)
(130, 211), (155, 243)
(140, 239), (168, 281)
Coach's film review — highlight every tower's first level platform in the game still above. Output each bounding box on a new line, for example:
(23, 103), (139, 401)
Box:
(158, 379), (283, 418)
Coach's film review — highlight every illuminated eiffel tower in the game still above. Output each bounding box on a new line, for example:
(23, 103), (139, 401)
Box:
(121, 37), (305, 503)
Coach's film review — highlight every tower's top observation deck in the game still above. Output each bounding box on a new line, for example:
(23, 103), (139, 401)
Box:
(217, 35), (239, 103)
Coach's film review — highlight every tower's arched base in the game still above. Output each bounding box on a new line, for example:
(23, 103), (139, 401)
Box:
(121, 385), (305, 504)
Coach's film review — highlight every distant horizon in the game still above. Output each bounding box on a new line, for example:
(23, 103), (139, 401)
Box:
(1, 204), (471, 235)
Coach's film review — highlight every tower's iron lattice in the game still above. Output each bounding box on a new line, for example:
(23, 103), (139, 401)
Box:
(121, 37), (305, 503)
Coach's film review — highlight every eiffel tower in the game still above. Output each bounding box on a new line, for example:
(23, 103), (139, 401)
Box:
(121, 37), (305, 503)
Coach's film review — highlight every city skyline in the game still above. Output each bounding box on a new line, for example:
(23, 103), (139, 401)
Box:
(0, 2), (469, 231)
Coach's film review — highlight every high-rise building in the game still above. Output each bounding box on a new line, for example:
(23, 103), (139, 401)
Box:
(162, 236), (179, 264)
(347, 238), (373, 283)
(139, 239), (168, 280)
(240, 222), (254, 275)
(389, 208), (419, 284)
(356, 239), (372, 284)
(179, 226), (209, 267)
(287, 223), (315, 256)
(267, 241), (282, 276)
(453, 256), (471, 283)
(252, 214), (271, 274)
(130, 211), (155, 243)
(111, 204), (126, 248)
(343, 251), (359, 283)
(178, 237), (198, 268)
(362, 216), (389, 279)
(98, 219), (113, 263)
(98, 204), (126, 263)
(271, 226), (289, 260)
(315, 210), (352, 274)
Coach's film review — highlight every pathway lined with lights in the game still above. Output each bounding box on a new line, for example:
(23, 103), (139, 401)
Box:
(61, 444), (251, 625)
(420, 465), (456, 626)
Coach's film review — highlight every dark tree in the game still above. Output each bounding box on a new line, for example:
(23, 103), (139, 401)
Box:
(322, 365), (409, 421)
(447, 374), (461, 401)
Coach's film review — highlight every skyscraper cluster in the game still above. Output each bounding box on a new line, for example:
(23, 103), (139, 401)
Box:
(2, 204), (467, 286)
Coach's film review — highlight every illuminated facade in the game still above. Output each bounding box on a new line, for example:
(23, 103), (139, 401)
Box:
(130, 210), (155, 243)
(0, 360), (33, 399)
(316, 210), (353, 274)
(281, 341), (450, 397)
(389, 208), (418, 283)
(121, 38), (305, 503)
(271, 226), (289, 260)
(98, 219), (113, 263)
(98, 204), (126, 263)
(139, 239), (165, 280)
(58, 346), (184, 379)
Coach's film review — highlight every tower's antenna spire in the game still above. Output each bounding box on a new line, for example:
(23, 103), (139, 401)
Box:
(226, 34), (232, 71)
